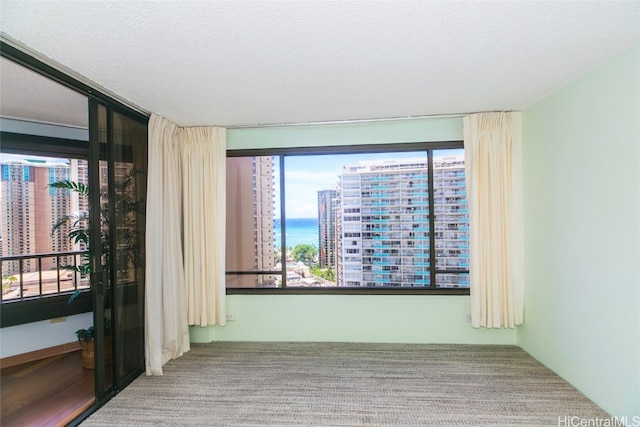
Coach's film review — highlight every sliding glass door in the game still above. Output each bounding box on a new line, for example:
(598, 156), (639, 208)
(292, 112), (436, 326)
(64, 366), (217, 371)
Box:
(1, 41), (148, 421)
(90, 101), (147, 403)
(111, 110), (146, 388)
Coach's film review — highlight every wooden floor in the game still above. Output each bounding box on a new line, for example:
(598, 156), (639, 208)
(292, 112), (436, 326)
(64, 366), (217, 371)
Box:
(1, 350), (95, 427)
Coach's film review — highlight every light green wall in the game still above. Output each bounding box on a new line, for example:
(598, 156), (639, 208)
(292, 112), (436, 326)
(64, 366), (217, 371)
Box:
(520, 45), (640, 420)
(227, 116), (463, 149)
(191, 295), (515, 344)
(194, 115), (515, 346)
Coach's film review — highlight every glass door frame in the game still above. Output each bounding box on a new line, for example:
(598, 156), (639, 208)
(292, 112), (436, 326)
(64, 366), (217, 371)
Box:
(88, 99), (113, 403)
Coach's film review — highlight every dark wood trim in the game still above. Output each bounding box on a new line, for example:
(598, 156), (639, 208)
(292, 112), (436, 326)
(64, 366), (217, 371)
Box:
(227, 141), (464, 157)
(227, 287), (470, 296)
(0, 341), (81, 370)
(0, 132), (89, 158)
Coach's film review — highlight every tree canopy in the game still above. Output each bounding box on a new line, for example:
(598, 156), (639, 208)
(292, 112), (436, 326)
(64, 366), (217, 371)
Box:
(290, 243), (318, 265)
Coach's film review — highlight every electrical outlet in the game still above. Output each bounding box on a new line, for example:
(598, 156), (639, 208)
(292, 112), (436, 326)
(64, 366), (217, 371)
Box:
(226, 312), (237, 321)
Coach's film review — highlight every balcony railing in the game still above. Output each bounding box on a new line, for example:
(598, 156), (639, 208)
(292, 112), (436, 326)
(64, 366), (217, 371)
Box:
(1, 250), (90, 303)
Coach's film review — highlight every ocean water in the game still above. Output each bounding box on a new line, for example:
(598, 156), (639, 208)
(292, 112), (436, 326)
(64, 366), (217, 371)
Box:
(273, 218), (319, 249)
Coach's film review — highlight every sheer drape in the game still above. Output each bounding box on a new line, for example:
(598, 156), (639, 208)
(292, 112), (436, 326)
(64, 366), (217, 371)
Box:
(463, 112), (524, 328)
(145, 115), (226, 375)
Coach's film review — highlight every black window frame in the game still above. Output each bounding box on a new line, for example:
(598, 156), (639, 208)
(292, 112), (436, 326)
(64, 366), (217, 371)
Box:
(226, 141), (470, 296)
(0, 133), (94, 327)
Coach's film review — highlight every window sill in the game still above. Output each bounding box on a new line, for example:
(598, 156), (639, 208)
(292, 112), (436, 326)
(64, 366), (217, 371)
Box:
(1, 292), (92, 328)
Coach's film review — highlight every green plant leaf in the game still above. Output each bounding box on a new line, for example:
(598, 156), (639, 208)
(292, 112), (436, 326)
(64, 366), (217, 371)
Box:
(49, 180), (89, 195)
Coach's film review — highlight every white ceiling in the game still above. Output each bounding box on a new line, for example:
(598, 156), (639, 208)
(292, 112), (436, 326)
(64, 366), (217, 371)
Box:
(0, 56), (89, 128)
(1, 0), (639, 128)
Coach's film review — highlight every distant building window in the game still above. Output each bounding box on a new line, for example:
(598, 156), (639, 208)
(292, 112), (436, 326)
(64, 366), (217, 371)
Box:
(225, 143), (469, 292)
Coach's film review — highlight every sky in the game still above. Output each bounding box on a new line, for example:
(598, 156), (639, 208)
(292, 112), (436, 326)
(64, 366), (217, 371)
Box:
(0, 153), (70, 164)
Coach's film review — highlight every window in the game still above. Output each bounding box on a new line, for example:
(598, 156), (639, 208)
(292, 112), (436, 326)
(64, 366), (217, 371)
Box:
(226, 143), (469, 293)
(1, 154), (91, 300)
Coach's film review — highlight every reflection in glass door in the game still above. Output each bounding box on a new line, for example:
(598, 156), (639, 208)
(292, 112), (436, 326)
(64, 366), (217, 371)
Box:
(90, 101), (147, 403)
(112, 111), (146, 387)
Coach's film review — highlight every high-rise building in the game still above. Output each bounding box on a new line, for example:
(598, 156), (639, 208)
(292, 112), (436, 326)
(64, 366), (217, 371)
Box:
(317, 189), (338, 269)
(1, 160), (38, 273)
(47, 163), (72, 260)
(432, 155), (470, 287)
(336, 155), (469, 288)
(253, 157), (276, 277)
(225, 156), (276, 287)
(332, 193), (344, 286)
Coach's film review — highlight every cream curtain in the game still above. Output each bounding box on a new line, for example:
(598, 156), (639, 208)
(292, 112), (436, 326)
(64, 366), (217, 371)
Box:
(463, 112), (524, 328)
(145, 115), (189, 375)
(145, 114), (226, 376)
(180, 127), (227, 327)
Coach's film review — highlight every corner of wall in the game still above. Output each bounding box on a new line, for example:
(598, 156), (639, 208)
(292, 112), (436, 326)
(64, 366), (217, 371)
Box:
(519, 44), (640, 418)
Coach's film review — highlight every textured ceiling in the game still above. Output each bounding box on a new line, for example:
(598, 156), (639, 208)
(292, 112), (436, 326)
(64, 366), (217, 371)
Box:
(1, 1), (639, 127)
(0, 57), (88, 128)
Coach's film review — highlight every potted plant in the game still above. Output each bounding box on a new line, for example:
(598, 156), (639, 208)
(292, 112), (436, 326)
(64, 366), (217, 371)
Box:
(75, 319), (112, 369)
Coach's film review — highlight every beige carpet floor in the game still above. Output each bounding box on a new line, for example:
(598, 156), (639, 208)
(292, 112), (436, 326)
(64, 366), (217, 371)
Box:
(81, 342), (611, 426)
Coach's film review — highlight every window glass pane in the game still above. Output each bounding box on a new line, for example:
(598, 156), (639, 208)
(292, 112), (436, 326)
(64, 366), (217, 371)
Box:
(1, 154), (90, 301)
(433, 149), (469, 288)
(226, 156), (279, 273)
